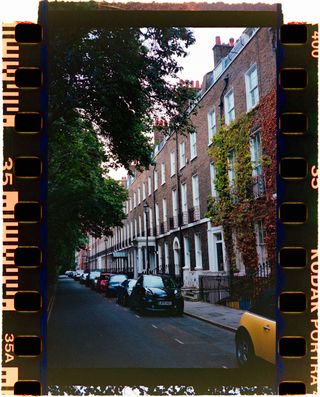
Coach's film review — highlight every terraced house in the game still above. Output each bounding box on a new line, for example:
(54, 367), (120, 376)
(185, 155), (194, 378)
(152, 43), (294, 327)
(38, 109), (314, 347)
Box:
(78, 27), (277, 304)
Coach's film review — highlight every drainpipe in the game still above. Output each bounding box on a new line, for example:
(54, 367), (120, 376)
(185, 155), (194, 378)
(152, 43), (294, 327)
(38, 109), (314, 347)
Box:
(218, 75), (229, 122)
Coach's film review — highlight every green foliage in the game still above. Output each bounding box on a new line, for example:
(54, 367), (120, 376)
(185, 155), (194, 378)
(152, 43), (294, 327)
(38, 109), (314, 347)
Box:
(48, 115), (128, 276)
(47, 9), (196, 278)
(206, 91), (277, 276)
(48, 21), (196, 172)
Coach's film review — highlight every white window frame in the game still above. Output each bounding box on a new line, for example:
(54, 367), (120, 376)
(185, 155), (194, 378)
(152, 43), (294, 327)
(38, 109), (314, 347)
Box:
(179, 141), (186, 169)
(245, 64), (259, 111)
(155, 203), (160, 227)
(183, 237), (191, 269)
(154, 170), (158, 191)
(207, 224), (226, 272)
(129, 197), (132, 212)
(192, 174), (200, 208)
(142, 182), (146, 200)
(250, 131), (263, 177)
(190, 131), (197, 160)
(164, 242), (169, 273)
(172, 189), (178, 218)
(194, 233), (203, 269)
(210, 162), (218, 198)
(224, 89), (235, 125)
(227, 150), (236, 188)
(161, 162), (166, 185)
(254, 220), (268, 266)
(148, 176), (152, 196)
(134, 219), (137, 237)
(149, 207), (153, 234)
(181, 182), (188, 213)
(170, 151), (176, 176)
(133, 192), (137, 208)
(137, 187), (141, 204)
(162, 198), (167, 223)
(138, 215), (142, 237)
(207, 109), (216, 144)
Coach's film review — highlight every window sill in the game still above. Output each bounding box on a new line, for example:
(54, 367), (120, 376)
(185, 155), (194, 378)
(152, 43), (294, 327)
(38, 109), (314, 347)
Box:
(194, 266), (203, 270)
(179, 164), (186, 171)
(190, 155), (197, 162)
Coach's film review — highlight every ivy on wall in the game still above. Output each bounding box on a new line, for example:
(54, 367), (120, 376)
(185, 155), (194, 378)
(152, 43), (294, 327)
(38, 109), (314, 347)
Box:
(206, 87), (277, 276)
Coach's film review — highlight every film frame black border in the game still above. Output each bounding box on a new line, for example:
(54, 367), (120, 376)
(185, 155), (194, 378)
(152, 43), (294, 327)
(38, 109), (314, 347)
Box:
(6, 2), (316, 392)
(277, 23), (318, 395)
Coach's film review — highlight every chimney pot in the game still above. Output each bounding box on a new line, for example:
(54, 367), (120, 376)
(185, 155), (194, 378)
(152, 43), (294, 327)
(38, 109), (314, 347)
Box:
(229, 37), (235, 46)
(195, 80), (200, 88)
(215, 36), (221, 45)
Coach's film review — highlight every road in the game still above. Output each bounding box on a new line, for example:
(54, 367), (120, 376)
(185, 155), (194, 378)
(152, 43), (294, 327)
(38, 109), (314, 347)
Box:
(47, 276), (237, 368)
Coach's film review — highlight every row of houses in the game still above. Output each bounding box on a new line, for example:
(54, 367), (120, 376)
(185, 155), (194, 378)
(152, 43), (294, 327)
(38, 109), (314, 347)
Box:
(76, 27), (277, 302)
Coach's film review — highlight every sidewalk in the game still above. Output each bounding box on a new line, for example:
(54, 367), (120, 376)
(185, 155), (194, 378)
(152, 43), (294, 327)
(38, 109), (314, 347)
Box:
(183, 300), (244, 332)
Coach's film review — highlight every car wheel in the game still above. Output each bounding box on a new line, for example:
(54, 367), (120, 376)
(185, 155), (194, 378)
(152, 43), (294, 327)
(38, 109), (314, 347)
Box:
(236, 331), (255, 367)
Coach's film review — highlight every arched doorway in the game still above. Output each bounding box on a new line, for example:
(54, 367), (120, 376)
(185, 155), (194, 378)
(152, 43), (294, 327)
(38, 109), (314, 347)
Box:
(173, 237), (180, 276)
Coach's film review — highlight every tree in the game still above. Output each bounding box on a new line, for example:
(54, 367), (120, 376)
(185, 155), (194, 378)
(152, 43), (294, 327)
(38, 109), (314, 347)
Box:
(47, 3), (196, 278)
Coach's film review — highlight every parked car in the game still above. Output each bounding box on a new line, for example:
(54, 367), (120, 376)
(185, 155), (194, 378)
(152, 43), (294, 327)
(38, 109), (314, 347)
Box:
(98, 273), (113, 292)
(117, 279), (137, 306)
(87, 270), (102, 288)
(235, 289), (276, 366)
(79, 269), (90, 284)
(130, 274), (184, 316)
(105, 274), (128, 297)
(74, 270), (84, 281)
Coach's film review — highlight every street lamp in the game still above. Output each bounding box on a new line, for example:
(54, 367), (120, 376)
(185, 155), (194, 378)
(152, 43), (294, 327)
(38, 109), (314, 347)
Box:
(143, 201), (150, 274)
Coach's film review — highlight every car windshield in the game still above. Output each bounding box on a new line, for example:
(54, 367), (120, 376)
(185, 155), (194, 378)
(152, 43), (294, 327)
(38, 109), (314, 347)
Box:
(144, 276), (176, 289)
(128, 279), (137, 288)
(111, 275), (127, 282)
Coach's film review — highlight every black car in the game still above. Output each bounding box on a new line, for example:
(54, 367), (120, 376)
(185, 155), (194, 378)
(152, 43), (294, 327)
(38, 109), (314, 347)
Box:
(117, 279), (137, 306)
(130, 274), (184, 316)
(105, 274), (128, 297)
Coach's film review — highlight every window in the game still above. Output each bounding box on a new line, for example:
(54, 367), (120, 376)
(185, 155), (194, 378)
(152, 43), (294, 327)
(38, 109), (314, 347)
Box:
(148, 176), (152, 195)
(164, 243), (169, 273)
(183, 237), (191, 268)
(142, 182), (146, 200)
(190, 131), (197, 159)
(154, 170), (158, 190)
(129, 197), (132, 212)
(210, 162), (218, 197)
(227, 150), (236, 188)
(161, 162), (166, 185)
(255, 220), (268, 267)
(155, 203), (160, 234)
(137, 187), (141, 204)
(149, 207), (153, 234)
(181, 183), (188, 213)
(192, 174), (199, 208)
(194, 234), (203, 269)
(207, 109), (216, 144)
(250, 131), (262, 176)
(179, 141), (186, 169)
(214, 232), (224, 271)
(130, 221), (133, 240)
(162, 198), (167, 223)
(245, 64), (259, 111)
(143, 212), (147, 232)
(127, 224), (130, 242)
(139, 216), (142, 236)
(133, 192), (137, 208)
(134, 219), (137, 237)
(170, 151), (176, 176)
(172, 189), (178, 218)
(224, 89), (235, 125)
(158, 245), (163, 273)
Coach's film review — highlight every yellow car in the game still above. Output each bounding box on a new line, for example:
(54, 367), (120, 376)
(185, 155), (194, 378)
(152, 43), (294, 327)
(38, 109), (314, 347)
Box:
(235, 289), (276, 366)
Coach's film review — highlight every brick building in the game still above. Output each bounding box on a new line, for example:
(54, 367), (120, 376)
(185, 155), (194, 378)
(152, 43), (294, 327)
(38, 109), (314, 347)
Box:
(76, 27), (277, 301)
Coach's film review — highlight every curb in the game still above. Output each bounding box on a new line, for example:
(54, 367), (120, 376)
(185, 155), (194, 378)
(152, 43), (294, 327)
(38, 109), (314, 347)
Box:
(183, 311), (237, 333)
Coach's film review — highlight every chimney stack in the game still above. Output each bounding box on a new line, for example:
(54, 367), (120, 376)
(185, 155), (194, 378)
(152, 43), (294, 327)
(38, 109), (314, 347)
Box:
(212, 37), (232, 67)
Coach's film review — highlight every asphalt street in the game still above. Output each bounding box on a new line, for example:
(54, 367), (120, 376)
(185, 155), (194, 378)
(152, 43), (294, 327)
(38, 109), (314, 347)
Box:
(47, 276), (237, 368)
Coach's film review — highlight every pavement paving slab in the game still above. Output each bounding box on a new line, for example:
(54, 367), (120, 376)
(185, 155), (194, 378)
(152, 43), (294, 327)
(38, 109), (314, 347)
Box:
(183, 300), (244, 332)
